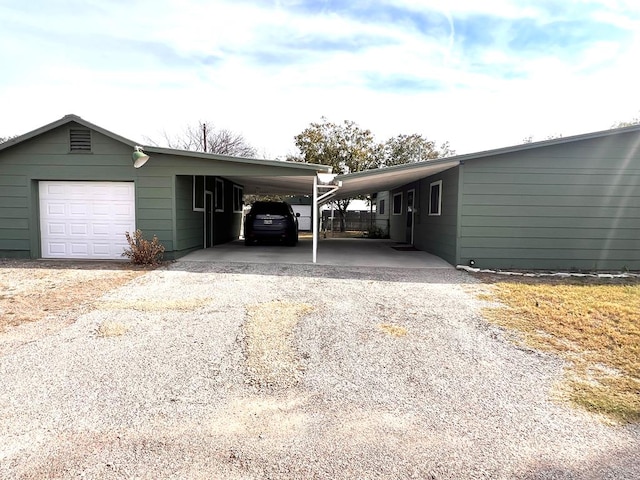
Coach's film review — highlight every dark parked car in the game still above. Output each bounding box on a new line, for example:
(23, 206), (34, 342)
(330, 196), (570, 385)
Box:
(244, 201), (299, 246)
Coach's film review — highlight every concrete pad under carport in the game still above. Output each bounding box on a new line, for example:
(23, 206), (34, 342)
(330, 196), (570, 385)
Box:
(180, 238), (453, 269)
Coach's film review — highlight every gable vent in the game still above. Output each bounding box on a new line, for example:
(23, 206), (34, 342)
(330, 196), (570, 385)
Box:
(69, 128), (92, 152)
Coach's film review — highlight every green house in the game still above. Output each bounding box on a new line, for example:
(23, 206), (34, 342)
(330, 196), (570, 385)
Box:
(2, 115), (639, 271)
(350, 126), (640, 271)
(0, 115), (329, 260)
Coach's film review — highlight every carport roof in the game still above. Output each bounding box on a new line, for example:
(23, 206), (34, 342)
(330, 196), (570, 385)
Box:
(143, 145), (332, 196)
(334, 157), (460, 199)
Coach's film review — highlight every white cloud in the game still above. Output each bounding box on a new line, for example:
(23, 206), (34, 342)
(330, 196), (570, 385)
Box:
(1, 0), (639, 158)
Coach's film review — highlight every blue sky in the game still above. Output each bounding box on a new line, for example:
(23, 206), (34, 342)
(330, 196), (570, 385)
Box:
(1, 0), (639, 157)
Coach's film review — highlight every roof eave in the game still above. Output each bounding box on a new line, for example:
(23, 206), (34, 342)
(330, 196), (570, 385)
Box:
(454, 123), (640, 163)
(0, 114), (140, 153)
(143, 145), (332, 172)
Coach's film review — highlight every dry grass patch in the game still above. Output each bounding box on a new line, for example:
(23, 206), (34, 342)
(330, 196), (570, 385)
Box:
(96, 298), (209, 312)
(378, 323), (408, 337)
(95, 321), (129, 337)
(481, 280), (640, 423)
(244, 301), (313, 388)
(0, 262), (146, 333)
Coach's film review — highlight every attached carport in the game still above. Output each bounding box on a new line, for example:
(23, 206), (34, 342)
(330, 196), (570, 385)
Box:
(132, 140), (461, 265)
(217, 156), (461, 265)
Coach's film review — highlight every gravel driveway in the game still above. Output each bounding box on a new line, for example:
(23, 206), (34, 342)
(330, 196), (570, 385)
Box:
(1, 261), (638, 479)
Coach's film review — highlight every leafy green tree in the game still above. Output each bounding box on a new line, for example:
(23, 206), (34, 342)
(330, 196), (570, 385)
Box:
(290, 118), (454, 231)
(291, 118), (380, 173)
(611, 113), (640, 128)
(380, 133), (455, 167)
(289, 118), (380, 231)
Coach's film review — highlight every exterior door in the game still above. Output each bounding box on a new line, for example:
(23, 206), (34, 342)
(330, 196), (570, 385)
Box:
(406, 189), (415, 244)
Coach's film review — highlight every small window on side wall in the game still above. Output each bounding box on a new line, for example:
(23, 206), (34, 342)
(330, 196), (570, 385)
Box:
(215, 178), (224, 212)
(429, 180), (442, 216)
(233, 185), (243, 213)
(378, 199), (385, 215)
(392, 193), (402, 215)
(193, 176), (205, 211)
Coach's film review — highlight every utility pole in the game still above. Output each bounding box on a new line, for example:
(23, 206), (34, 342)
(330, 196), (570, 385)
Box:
(202, 123), (207, 152)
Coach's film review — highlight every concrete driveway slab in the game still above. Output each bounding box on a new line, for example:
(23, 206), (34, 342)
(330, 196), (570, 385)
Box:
(181, 238), (453, 269)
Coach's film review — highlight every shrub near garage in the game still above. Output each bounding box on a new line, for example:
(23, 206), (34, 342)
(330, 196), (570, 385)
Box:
(122, 230), (165, 266)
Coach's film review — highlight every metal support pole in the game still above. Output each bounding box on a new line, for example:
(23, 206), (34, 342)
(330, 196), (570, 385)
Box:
(312, 174), (318, 264)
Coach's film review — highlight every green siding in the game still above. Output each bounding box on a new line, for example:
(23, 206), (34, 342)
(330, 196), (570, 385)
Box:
(0, 122), (176, 258)
(413, 167), (459, 265)
(459, 132), (640, 270)
(0, 122), (258, 259)
(388, 166), (459, 265)
(175, 175), (204, 254)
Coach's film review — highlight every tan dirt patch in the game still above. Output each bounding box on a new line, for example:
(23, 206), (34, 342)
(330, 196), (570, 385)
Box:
(378, 323), (408, 337)
(95, 320), (130, 337)
(243, 301), (313, 388)
(0, 260), (147, 354)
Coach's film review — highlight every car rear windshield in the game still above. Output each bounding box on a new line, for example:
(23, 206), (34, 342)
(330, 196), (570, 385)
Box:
(250, 202), (290, 215)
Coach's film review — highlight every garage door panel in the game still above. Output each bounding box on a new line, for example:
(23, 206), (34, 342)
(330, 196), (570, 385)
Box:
(47, 243), (67, 256)
(92, 204), (111, 217)
(111, 222), (134, 235)
(47, 223), (66, 235)
(70, 203), (89, 216)
(92, 243), (113, 256)
(47, 203), (66, 216)
(92, 223), (110, 236)
(69, 223), (89, 236)
(45, 184), (65, 195)
(70, 243), (89, 256)
(113, 203), (134, 217)
(40, 181), (136, 259)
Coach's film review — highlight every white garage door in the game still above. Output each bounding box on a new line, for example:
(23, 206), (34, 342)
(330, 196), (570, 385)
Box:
(39, 181), (136, 259)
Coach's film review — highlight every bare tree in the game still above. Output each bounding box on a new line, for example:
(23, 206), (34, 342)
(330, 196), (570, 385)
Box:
(145, 122), (257, 157)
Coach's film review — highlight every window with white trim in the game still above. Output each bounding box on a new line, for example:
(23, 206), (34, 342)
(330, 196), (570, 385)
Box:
(193, 176), (205, 211)
(429, 180), (442, 216)
(378, 199), (385, 215)
(392, 192), (402, 215)
(233, 185), (243, 213)
(215, 178), (224, 212)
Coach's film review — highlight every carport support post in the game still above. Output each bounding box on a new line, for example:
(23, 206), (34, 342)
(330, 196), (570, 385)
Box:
(312, 173), (341, 264)
(313, 175), (318, 263)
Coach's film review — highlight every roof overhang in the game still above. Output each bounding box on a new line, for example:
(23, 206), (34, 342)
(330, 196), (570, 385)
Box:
(333, 157), (461, 199)
(141, 145), (332, 196)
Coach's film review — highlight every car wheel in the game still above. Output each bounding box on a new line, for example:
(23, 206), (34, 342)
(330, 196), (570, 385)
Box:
(244, 238), (253, 246)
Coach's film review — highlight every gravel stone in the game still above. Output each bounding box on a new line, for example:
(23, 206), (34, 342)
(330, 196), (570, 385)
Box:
(1, 261), (638, 479)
